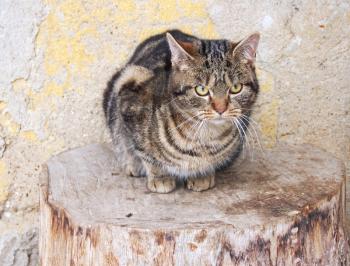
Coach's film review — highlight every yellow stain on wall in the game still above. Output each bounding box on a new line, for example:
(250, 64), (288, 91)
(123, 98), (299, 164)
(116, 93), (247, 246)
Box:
(11, 78), (29, 92)
(20, 131), (38, 142)
(40, 0), (97, 76)
(33, 0), (99, 110)
(27, 82), (65, 111)
(178, 0), (207, 18)
(259, 98), (279, 147)
(257, 68), (274, 93)
(38, 0), (218, 83)
(114, 0), (136, 13)
(45, 81), (65, 97)
(0, 112), (21, 136)
(113, 1), (136, 28)
(28, 0), (218, 155)
(0, 161), (6, 176)
(0, 101), (6, 111)
(155, 1), (179, 23)
(197, 21), (218, 38)
(0, 161), (9, 203)
(113, 0), (218, 42)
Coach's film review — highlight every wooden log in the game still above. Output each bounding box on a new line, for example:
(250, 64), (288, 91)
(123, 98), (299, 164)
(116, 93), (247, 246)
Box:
(39, 143), (349, 265)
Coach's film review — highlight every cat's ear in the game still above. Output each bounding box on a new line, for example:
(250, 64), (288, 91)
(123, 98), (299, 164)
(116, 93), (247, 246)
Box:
(166, 33), (196, 69)
(232, 32), (260, 65)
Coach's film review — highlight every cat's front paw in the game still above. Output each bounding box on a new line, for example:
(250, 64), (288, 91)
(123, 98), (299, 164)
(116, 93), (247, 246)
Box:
(186, 175), (215, 192)
(125, 162), (145, 177)
(147, 177), (176, 193)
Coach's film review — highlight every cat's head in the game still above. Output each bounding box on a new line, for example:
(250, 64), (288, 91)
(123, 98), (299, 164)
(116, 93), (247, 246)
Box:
(167, 32), (260, 125)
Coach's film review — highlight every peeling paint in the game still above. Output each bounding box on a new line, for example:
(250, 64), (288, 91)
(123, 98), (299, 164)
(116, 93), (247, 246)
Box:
(260, 98), (279, 147)
(0, 112), (21, 136)
(0, 161), (9, 202)
(20, 131), (38, 142)
(0, 102), (7, 111)
(257, 68), (274, 93)
(11, 78), (29, 92)
(34, 0), (98, 110)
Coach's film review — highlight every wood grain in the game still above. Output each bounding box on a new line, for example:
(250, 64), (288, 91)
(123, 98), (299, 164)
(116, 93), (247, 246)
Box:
(39, 143), (349, 265)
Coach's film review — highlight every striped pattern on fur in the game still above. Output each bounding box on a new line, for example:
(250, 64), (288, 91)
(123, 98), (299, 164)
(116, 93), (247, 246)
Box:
(103, 29), (260, 193)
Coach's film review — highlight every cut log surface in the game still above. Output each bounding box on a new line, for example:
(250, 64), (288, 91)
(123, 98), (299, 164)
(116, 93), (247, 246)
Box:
(39, 143), (348, 265)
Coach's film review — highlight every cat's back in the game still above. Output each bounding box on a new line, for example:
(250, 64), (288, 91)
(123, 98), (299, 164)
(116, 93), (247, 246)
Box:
(103, 30), (197, 122)
(127, 29), (198, 71)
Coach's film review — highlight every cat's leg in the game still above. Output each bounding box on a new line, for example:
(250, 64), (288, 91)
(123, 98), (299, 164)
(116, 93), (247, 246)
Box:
(125, 150), (146, 177)
(113, 134), (146, 177)
(147, 176), (176, 193)
(144, 163), (176, 193)
(121, 138), (146, 177)
(186, 174), (215, 192)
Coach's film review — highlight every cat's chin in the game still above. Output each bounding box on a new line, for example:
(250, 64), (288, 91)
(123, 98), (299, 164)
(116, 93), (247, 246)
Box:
(208, 118), (228, 126)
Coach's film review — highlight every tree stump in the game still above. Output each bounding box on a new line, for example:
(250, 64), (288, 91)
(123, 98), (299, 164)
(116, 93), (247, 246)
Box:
(39, 143), (348, 265)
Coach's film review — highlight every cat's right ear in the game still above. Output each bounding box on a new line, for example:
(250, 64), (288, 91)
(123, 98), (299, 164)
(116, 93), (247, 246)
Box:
(166, 33), (196, 70)
(232, 32), (260, 65)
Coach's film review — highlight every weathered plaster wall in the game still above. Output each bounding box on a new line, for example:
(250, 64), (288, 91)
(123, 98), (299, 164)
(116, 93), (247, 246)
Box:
(0, 0), (349, 264)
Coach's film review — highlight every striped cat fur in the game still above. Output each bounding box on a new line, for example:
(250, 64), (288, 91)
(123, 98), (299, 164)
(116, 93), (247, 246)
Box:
(103, 30), (260, 193)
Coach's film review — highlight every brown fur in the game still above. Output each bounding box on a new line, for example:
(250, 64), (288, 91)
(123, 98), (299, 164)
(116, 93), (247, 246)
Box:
(103, 30), (260, 193)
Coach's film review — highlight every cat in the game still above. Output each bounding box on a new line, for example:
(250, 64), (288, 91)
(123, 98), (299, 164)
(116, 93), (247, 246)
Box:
(103, 30), (260, 193)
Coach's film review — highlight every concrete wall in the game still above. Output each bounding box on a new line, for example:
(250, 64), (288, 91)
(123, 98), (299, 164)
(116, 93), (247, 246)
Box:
(0, 0), (349, 264)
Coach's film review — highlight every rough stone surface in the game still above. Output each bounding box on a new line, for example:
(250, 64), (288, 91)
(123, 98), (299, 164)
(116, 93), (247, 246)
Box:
(0, 0), (349, 265)
(0, 229), (38, 266)
(0, 137), (5, 158)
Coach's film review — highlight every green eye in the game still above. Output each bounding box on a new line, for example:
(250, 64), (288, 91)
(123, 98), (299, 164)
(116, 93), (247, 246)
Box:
(194, 85), (209, 96)
(230, 83), (243, 94)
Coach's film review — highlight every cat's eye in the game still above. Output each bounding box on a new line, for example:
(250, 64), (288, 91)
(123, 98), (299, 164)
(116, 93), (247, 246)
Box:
(194, 85), (209, 96)
(230, 84), (243, 94)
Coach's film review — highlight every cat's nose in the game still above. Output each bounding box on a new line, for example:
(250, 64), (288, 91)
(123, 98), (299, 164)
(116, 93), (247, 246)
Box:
(211, 99), (228, 115)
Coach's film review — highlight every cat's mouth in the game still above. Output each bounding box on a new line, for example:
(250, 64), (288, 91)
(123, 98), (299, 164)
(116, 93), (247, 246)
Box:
(200, 113), (241, 123)
(208, 118), (227, 125)
(198, 109), (242, 122)
(203, 114), (237, 126)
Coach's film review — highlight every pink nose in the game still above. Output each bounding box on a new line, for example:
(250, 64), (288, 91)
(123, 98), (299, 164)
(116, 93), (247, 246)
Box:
(211, 99), (228, 114)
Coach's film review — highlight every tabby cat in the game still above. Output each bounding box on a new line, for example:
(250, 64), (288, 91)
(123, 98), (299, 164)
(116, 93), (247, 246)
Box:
(103, 30), (260, 193)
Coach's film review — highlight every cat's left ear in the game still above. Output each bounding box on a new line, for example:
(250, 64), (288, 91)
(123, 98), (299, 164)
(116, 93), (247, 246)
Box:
(166, 33), (196, 70)
(232, 32), (260, 65)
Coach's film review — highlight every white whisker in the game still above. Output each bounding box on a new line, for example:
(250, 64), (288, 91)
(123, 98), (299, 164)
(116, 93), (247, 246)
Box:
(234, 117), (253, 161)
(231, 119), (247, 160)
(240, 115), (266, 157)
(237, 117), (256, 160)
(189, 120), (204, 149)
(167, 113), (200, 133)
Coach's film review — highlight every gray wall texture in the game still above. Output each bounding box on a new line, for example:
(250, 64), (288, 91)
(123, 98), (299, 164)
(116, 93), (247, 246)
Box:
(0, 0), (349, 264)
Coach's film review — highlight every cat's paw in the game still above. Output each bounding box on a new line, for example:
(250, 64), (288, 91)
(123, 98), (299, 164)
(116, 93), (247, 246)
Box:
(147, 177), (176, 193)
(186, 175), (215, 192)
(125, 162), (146, 177)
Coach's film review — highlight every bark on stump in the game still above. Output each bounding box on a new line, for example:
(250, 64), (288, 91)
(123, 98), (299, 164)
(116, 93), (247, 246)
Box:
(39, 143), (348, 265)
